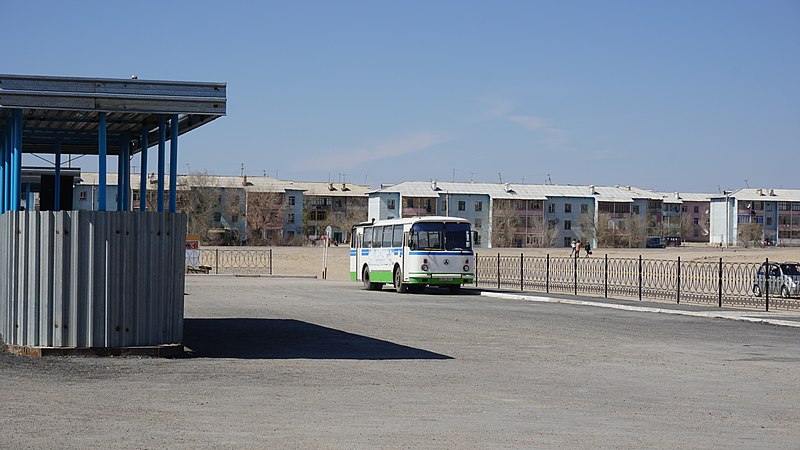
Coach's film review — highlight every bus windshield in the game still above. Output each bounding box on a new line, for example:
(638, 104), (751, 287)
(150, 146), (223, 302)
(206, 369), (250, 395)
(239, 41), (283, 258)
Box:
(410, 222), (471, 251)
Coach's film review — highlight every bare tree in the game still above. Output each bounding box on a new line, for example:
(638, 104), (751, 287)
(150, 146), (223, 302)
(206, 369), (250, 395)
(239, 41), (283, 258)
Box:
(178, 171), (219, 242)
(246, 190), (288, 245)
(738, 223), (763, 248)
(491, 199), (519, 247)
(328, 197), (368, 244)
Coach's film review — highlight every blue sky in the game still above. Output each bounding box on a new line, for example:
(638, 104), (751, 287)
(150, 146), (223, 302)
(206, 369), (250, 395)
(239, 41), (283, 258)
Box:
(5, 1), (799, 193)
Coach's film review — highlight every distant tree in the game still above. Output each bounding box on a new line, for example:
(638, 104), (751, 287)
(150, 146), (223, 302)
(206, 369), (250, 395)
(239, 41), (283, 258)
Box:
(328, 197), (368, 244)
(491, 199), (519, 247)
(737, 223), (763, 248)
(246, 190), (288, 245)
(178, 171), (218, 241)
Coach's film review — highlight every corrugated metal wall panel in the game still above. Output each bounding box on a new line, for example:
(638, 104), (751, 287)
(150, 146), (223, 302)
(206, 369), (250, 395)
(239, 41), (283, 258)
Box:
(0, 211), (186, 349)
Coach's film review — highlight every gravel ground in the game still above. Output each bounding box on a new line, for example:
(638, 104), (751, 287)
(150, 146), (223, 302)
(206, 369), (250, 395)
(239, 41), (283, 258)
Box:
(2, 277), (800, 449)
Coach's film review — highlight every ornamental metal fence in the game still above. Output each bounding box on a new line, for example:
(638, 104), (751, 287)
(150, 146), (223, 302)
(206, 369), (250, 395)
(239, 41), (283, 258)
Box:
(195, 249), (273, 275)
(476, 253), (798, 311)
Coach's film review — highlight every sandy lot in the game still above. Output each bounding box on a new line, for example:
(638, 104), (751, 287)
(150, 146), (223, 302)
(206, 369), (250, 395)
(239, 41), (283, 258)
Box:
(217, 244), (800, 282)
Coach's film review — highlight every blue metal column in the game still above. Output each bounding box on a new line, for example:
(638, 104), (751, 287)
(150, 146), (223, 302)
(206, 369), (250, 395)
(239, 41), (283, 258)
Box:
(54, 143), (62, 211)
(139, 127), (148, 211)
(98, 112), (107, 211)
(11, 109), (22, 211)
(0, 129), (5, 213)
(117, 137), (124, 211)
(157, 115), (166, 212)
(121, 134), (130, 211)
(169, 114), (178, 213)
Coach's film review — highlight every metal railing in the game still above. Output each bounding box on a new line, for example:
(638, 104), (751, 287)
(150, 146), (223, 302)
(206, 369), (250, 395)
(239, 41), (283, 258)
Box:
(476, 253), (798, 311)
(195, 249), (273, 275)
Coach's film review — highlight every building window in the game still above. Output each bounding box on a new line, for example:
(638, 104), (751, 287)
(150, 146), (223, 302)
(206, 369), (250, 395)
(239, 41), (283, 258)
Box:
(335, 199), (342, 208)
(766, 203), (773, 212)
(693, 218), (699, 225)
(287, 213), (295, 224)
(406, 198), (415, 208)
(79, 191), (88, 201)
(231, 214), (239, 223)
(309, 211), (326, 221)
(564, 203), (572, 213)
(475, 201), (483, 212)
(475, 218), (482, 228)
(632, 205), (640, 215)
(387, 199), (395, 210)
(766, 217), (773, 226)
(458, 201), (466, 211)
(474, 233), (482, 245)
(564, 237), (572, 247)
(213, 212), (222, 222)
(581, 204), (588, 214)
(547, 203), (555, 213)
(288, 196), (295, 206)
(564, 220), (572, 230)
(693, 205), (699, 213)
(681, 205), (687, 213)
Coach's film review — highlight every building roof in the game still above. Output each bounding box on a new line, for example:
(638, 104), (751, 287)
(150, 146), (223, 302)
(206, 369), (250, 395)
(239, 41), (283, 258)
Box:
(371, 181), (668, 203)
(712, 188), (800, 202)
(655, 192), (715, 203)
(0, 74), (226, 155)
(77, 173), (371, 197)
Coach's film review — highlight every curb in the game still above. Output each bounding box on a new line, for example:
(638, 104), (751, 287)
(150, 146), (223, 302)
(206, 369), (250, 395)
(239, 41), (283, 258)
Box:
(480, 291), (800, 328)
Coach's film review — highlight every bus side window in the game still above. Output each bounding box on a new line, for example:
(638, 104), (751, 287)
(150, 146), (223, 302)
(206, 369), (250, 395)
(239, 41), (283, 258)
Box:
(408, 231), (416, 250)
(382, 226), (392, 248)
(363, 227), (372, 248)
(392, 225), (403, 247)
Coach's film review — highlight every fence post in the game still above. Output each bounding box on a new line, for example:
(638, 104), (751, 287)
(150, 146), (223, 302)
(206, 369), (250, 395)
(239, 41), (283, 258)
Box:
(520, 253), (524, 291)
(604, 254), (608, 298)
(269, 248), (273, 275)
(475, 252), (479, 287)
(718, 257), (723, 308)
(497, 253), (501, 290)
(676, 256), (681, 304)
(573, 253), (578, 295)
(216, 248), (219, 275)
(638, 255), (642, 301)
(765, 257), (769, 312)
(546, 254), (550, 293)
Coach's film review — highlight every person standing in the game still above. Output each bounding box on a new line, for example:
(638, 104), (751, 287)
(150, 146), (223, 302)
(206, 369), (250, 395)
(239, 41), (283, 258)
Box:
(575, 240), (582, 258)
(570, 239), (576, 257)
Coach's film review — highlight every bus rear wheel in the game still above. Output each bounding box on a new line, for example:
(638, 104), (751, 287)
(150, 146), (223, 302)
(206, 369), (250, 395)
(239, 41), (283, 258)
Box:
(363, 267), (382, 291)
(394, 266), (408, 293)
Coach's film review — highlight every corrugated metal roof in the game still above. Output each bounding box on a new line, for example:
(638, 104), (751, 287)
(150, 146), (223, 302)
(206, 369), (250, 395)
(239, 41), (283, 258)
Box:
(655, 192), (715, 203)
(0, 74), (226, 155)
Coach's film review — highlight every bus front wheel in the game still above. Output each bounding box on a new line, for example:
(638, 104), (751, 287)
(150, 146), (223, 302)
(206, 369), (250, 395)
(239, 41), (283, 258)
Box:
(394, 266), (408, 293)
(363, 267), (383, 291)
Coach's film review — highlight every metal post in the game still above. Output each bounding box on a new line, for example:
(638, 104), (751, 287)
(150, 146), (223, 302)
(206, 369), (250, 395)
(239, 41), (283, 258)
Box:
(718, 257), (723, 308)
(269, 249), (273, 275)
(546, 254), (550, 293)
(157, 115), (166, 213)
(11, 109), (22, 211)
(604, 254), (608, 298)
(139, 127), (149, 211)
(765, 258), (769, 312)
(520, 253), (524, 291)
(53, 143), (62, 211)
(638, 255), (642, 301)
(117, 139), (124, 211)
(475, 252), (479, 287)
(122, 134), (130, 211)
(169, 114), (178, 213)
(0, 129), (5, 213)
(676, 256), (681, 304)
(216, 249), (219, 275)
(98, 112), (107, 211)
(497, 253), (501, 290)
(573, 253), (578, 295)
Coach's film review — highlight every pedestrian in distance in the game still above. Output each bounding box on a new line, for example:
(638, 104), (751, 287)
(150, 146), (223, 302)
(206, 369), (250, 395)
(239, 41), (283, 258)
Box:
(570, 239), (576, 257)
(585, 243), (592, 257)
(575, 241), (582, 258)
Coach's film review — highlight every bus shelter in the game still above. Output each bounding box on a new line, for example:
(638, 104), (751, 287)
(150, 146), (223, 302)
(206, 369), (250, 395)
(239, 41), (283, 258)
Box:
(0, 74), (226, 355)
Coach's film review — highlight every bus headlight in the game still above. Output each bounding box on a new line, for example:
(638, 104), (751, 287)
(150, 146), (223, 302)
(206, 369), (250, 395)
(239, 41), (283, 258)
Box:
(421, 264), (429, 272)
(463, 265), (470, 272)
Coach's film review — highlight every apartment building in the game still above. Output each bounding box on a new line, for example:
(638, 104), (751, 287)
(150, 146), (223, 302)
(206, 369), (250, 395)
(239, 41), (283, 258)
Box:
(709, 188), (800, 246)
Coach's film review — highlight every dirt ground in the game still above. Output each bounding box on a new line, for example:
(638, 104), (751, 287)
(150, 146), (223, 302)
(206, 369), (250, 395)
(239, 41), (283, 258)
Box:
(220, 244), (800, 282)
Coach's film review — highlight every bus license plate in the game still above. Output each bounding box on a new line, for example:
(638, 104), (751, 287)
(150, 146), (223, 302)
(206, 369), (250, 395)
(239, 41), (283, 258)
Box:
(439, 277), (453, 281)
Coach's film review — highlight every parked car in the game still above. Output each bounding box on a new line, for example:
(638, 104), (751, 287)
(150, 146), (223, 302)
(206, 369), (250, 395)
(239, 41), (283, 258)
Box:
(664, 236), (682, 247)
(752, 262), (800, 298)
(645, 237), (666, 248)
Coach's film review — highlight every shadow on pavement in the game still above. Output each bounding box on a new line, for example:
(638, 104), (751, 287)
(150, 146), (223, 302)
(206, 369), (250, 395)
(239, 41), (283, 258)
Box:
(183, 318), (452, 360)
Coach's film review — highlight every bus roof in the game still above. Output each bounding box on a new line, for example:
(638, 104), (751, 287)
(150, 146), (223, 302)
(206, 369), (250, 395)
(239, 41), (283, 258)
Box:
(354, 216), (472, 228)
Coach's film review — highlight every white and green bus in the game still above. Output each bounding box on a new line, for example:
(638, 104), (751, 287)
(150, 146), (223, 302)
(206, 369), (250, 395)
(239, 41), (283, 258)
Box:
(350, 216), (474, 293)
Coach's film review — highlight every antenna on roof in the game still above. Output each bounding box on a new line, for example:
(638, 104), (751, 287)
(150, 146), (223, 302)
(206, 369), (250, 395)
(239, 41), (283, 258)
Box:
(498, 172), (503, 183)
(452, 168), (456, 182)
(263, 170), (267, 177)
(240, 163), (244, 177)
(744, 179), (750, 188)
(547, 174), (552, 184)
